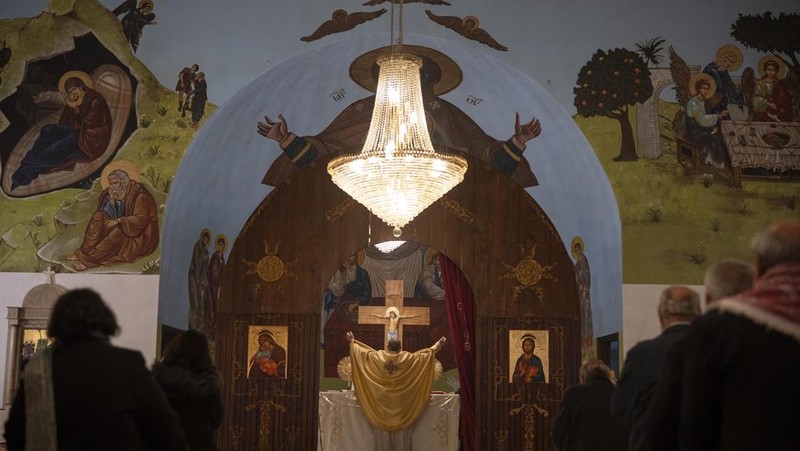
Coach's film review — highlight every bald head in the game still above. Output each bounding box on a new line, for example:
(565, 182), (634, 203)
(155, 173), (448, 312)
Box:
(751, 220), (800, 276)
(704, 259), (753, 306)
(658, 286), (701, 328)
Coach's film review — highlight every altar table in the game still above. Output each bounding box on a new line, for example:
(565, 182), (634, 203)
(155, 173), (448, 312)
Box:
(318, 391), (460, 451)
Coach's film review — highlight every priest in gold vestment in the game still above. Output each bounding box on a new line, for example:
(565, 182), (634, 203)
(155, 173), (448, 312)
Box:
(346, 331), (447, 432)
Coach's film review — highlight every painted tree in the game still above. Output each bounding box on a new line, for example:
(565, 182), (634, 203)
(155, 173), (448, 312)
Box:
(574, 48), (653, 162)
(731, 11), (800, 118)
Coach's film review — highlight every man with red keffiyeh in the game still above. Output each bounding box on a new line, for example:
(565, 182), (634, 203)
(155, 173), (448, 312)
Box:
(679, 220), (800, 451)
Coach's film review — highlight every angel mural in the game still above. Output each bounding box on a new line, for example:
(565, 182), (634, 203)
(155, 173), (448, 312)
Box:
(113, 0), (157, 53)
(670, 44), (800, 179)
(702, 44), (745, 113)
(257, 45), (544, 188)
(300, 8), (386, 42)
(424, 10), (508, 51)
(750, 56), (793, 122)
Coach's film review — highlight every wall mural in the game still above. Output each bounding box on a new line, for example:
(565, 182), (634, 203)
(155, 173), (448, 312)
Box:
(0, 2), (797, 325)
(0, 1), (210, 273)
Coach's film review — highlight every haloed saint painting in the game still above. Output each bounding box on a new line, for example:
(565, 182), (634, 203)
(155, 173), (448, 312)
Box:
(509, 329), (549, 384)
(247, 325), (288, 379)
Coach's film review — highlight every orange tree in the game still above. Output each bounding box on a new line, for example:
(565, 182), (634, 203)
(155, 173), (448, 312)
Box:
(574, 48), (652, 161)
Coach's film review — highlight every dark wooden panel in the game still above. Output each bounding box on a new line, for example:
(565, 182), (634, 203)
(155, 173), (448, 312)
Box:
(215, 152), (583, 446)
(480, 317), (581, 451)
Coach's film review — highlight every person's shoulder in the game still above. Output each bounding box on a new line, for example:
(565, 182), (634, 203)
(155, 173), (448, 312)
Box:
(106, 345), (147, 365)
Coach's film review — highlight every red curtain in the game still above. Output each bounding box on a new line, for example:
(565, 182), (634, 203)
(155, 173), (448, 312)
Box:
(439, 254), (476, 451)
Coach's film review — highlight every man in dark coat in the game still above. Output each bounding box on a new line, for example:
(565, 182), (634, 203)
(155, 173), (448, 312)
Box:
(552, 359), (628, 451)
(679, 220), (800, 450)
(3, 289), (186, 450)
(611, 286), (700, 451)
(648, 259), (753, 451)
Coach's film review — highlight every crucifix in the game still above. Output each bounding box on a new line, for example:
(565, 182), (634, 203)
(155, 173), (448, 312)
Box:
(358, 280), (430, 350)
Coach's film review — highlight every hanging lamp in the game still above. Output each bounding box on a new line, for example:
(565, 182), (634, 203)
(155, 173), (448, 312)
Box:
(327, 1), (467, 237)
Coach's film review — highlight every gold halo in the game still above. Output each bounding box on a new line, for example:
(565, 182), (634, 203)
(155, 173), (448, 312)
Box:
(58, 70), (94, 92)
(689, 73), (717, 98)
(215, 234), (228, 250)
(100, 160), (141, 189)
(200, 228), (211, 241)
(570, 236), (584, 259)
(758, 55), (786, 79)
(425, 248), (440, 265)
(350, 44), (462, 96)
(386, 306), (400, 317)
(356, 249), (366, 266)
(715, 44), (743, 72)
(517, 334), (537, 349)
(463, 16), (479, 31)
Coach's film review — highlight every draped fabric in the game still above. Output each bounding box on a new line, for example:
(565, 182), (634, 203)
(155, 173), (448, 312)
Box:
(349, 340), (438, 431)
(24, 346), (57, 451)
(439, 254), (476, 451)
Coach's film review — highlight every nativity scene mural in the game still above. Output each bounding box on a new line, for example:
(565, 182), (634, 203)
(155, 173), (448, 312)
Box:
(0, 1), (213, 273)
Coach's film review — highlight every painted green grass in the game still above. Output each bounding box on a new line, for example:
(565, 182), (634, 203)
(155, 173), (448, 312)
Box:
(574, 103), (799, 284)
(0, 5), (216, 272)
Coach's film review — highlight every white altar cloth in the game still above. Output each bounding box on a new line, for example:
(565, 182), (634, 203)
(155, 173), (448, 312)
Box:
(318, 391), (460, 451)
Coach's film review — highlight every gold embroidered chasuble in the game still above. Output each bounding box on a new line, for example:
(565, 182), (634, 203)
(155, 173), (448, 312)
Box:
(349, 340), (438, 431)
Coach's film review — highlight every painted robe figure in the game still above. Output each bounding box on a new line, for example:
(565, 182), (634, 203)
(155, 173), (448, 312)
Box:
(203, 235), (226, 336)
(11, 76), (111, 190)
(685, 76), (729, 169)
(258, 47), (542, 188)
(248, 330), (287, 379)
(67, 169), (159, 271)
(190, 72), (207, 128)
(513, 335), (545, 383)
(113, 0), (156, 53)
(572, 237), (594, 359)
(188, 229), (210, 331)
(751, 58), (793, 122)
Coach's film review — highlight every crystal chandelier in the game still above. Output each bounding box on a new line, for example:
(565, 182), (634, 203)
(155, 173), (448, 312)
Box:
(327, 3), (467, 237)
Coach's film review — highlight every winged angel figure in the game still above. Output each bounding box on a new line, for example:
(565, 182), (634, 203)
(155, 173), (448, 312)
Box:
(301, 9), (387, 42)
(363, 0), (451, 5)
(425, 10), (508, 51)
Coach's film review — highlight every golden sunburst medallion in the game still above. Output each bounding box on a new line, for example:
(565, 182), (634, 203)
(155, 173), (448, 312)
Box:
(501, 243), (558, 302)
(242, 241), (296, 284)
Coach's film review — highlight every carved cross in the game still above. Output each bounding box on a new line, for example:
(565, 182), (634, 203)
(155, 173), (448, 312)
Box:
(358, 280), (430, 350)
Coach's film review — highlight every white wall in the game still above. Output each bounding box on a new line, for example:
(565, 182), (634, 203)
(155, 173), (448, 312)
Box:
(0, 272), (160, 407)
(620, 284), (705, 356)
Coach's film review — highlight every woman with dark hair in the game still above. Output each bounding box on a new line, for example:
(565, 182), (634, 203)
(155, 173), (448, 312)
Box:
(3, 288), (187, 451)
(153, 330), (223, 451)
